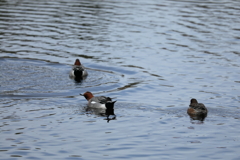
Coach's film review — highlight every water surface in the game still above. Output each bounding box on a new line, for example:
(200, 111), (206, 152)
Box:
(0, 0), (240, 159)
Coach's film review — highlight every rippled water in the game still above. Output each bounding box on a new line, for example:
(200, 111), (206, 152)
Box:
(0, 0), (240, 159)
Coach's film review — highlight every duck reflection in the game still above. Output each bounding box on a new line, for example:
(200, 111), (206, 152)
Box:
(105, 106), (116, 122)
(85, 106), (116, 123)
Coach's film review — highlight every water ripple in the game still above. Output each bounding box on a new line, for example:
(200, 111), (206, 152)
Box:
(0, 58), (123, 99)
(0, 0), (240, 159)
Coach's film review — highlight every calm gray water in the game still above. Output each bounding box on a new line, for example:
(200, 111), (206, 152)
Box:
(0, 0), (240, 159)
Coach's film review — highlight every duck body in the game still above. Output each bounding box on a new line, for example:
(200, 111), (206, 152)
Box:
(187, 98), (208, 120)
(69, 59), (88, 79)
(88, 96), (114, 109)
(81, 91), (116, 109)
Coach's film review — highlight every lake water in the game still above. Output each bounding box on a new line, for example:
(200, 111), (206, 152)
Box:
(0, 0), (240, 159)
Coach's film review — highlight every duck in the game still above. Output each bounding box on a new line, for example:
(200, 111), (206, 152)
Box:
(80, 91), (116, 110)
(187, 98), (208, 120)
(69, 59), (88, 79)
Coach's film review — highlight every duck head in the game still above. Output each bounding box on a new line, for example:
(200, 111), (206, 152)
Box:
(190, 98), (198, 105)
(80, 91), (94, 101)
(74, 59), (81, 66)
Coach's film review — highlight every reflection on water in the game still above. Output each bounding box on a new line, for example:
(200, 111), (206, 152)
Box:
(0, 0), (240, 159)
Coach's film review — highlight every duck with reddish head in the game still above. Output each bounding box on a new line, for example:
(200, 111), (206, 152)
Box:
(80, 91), (116, 109)
(80, 91), (116, 120)
(187, 98), (208, 121)
(69, 59), (88, 81)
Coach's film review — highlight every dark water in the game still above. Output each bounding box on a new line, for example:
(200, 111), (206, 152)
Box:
(0, 0), (240, 159)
